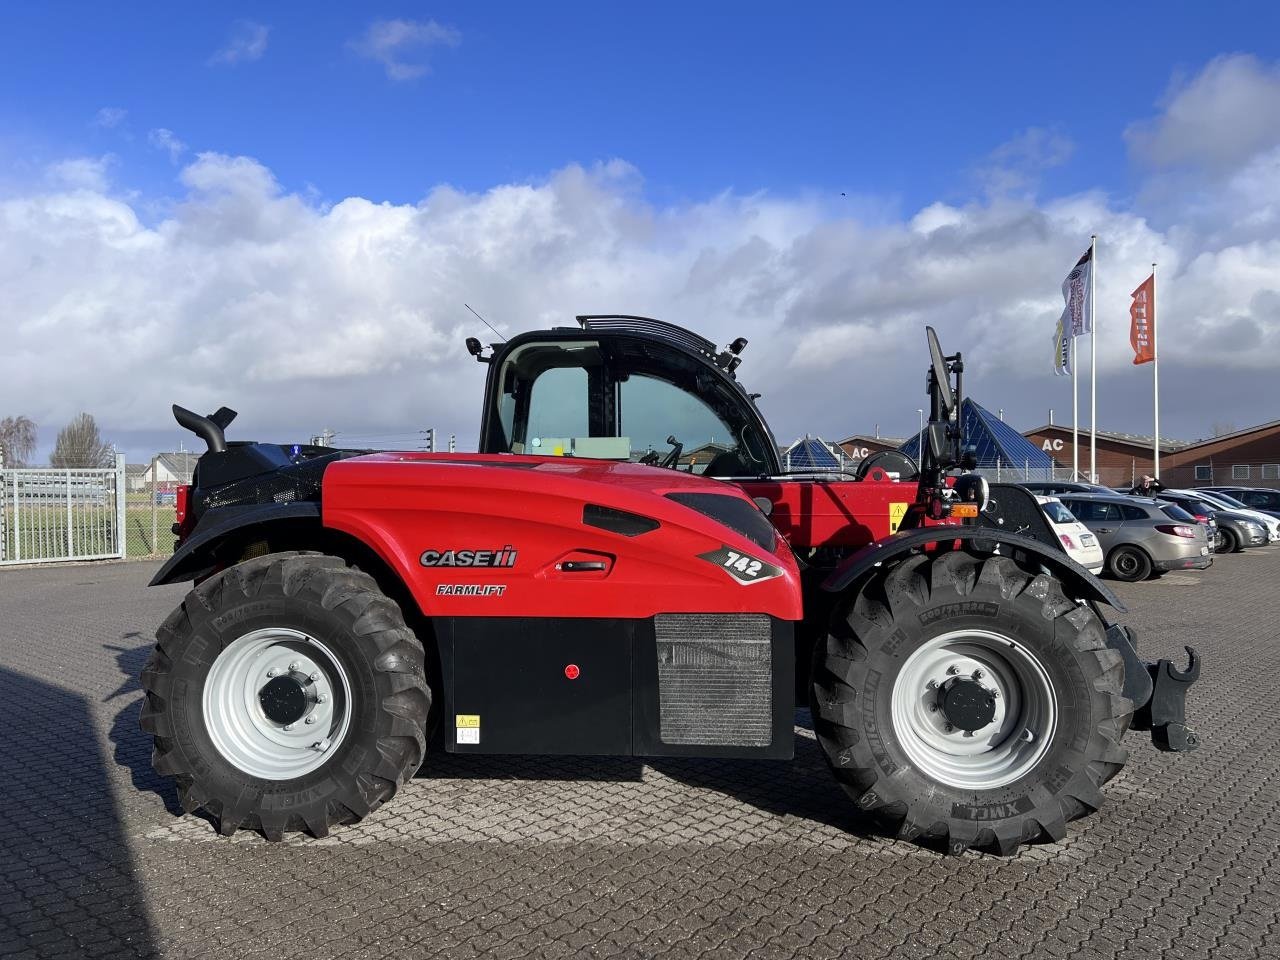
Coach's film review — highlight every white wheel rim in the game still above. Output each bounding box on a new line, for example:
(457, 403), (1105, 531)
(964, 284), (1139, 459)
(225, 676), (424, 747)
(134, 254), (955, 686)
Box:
(202, 628), (353, 780)
(891, 628), (1058, 789)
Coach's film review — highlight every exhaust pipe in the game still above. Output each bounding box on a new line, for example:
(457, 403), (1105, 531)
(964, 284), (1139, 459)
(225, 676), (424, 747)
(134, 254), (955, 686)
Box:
(172, 404), (237, 454)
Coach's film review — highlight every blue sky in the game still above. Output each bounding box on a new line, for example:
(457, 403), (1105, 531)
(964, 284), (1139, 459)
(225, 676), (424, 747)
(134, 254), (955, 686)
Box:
(3, 4), (1280, 462)
(5, 3), (1276, 211)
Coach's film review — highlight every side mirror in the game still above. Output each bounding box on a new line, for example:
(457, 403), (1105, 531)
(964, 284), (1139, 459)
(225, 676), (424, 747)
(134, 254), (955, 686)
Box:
(926, 326), (955, 417)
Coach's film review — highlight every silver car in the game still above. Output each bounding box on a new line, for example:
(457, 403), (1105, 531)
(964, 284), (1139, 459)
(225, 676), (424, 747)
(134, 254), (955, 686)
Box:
(1056, 493), (1213, 582)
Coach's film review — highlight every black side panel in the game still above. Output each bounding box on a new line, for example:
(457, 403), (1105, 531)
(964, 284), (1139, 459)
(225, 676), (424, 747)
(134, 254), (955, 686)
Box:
(148, 502), (320, 585)
(437, 616), (795, 760)
(439, 618), (635, 756)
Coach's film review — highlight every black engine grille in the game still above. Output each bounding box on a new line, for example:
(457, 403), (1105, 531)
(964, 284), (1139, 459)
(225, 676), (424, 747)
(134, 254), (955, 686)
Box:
(195, 454), (340, 512)
(655, 614), (772, 747)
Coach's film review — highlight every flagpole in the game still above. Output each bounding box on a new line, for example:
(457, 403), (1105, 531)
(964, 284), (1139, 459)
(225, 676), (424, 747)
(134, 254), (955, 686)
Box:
(1152, 262), (1160, 478)
(1089, 235), (1097, 483)
(1071, 336), (1079, 478)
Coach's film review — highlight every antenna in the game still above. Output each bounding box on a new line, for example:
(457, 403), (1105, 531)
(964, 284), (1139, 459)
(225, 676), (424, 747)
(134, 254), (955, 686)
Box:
(464, 303), (505, 342)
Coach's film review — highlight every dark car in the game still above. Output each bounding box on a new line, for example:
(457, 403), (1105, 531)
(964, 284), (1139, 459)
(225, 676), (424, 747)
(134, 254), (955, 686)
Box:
(1057, 493), (1212, 581)
(1201, 486), (1280, 518)
(1154, 491), (1262, 553)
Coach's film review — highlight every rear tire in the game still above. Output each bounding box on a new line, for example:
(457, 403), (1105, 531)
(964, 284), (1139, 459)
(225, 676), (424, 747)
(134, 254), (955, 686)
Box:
(1107, 545), (1152, 582)
(810, 551), (1132, 855)
(140, 552), (430, 839)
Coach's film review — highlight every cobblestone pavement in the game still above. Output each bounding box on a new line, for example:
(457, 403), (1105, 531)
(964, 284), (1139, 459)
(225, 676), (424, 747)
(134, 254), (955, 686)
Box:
(1, 551), (1278, 959)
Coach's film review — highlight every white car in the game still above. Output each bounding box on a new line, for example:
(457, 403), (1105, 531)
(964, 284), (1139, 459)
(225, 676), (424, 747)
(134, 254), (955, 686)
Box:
(1036, 495), (1105, 573)
(1177, 489), (1280, 543)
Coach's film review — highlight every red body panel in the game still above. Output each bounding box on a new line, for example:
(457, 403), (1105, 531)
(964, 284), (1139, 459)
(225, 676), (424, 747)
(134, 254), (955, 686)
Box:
(323, 453), (803, 621)
(738, 477), (917, 549)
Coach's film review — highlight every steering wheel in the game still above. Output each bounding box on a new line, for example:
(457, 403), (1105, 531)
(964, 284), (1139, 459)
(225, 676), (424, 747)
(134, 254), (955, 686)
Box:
(660, 435), (683, 469)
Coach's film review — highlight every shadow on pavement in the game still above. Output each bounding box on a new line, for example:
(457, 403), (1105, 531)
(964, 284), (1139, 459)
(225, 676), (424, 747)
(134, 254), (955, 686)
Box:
(0, 664), (159, 958)
(106, 635), (182, 818)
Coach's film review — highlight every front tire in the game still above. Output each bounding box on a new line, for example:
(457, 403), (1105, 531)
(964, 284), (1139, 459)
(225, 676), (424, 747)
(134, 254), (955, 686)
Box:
(140, 553), (430, 839)
(811, 551), (1132, 855)
(1216, 528), (1241, 554)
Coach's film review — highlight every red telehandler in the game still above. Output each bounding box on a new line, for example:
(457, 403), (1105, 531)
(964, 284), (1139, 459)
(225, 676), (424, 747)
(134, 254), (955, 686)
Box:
(141, 316), (1199, 854)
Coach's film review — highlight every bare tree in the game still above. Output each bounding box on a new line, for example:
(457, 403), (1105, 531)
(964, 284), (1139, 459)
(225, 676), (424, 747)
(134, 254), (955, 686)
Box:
(0, 415), (38, 467)
(50, 413), (114, 468)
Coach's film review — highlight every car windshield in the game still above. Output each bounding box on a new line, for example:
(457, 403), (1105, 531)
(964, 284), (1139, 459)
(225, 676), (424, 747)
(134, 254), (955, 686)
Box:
(1209, 493), (1249, 509)
(1160, 504), (1196, 523)
(1041, 501), (1076, 523)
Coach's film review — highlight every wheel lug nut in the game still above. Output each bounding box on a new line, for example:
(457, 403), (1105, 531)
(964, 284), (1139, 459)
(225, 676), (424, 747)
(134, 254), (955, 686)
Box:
(305, 716), (317, 725)
(946, 665), (960, 675)
(284, 723), (294, 731)
(266, 668), (278, 677)
(928, 703), (938, 713)
(316, 694), (327, 704)
(972, 669), (984, 680)
(289, 661), (300, 672)
(944, 723), (954, 733)
(308, 672), (319, 683)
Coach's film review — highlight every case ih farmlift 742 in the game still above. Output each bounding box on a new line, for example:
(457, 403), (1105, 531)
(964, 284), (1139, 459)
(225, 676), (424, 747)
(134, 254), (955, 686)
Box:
(141, 316), (1201, 854)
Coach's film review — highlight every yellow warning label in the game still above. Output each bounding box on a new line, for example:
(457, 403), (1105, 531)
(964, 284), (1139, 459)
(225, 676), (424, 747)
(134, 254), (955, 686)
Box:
(455, 714), (480, 729)
(888, 502), (909, 534)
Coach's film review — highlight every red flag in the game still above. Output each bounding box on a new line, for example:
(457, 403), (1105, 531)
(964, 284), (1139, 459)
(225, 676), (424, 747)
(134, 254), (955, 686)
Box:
(1130, 274), (1155, 365)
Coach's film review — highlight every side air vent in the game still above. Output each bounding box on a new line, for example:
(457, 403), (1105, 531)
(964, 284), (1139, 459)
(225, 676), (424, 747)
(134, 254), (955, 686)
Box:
(664, 492), (776, 551)
(583, 504), (660, 536)
(655, 614), (772, 747)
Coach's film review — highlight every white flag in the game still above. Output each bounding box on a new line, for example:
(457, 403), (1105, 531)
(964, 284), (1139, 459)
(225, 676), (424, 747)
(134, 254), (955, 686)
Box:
(1059, 247), (1093, 338)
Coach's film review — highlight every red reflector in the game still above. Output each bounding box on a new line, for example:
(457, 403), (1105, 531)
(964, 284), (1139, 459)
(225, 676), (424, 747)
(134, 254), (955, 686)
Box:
(564, 664), (580, 680)
(1059, 533), (1075, 549)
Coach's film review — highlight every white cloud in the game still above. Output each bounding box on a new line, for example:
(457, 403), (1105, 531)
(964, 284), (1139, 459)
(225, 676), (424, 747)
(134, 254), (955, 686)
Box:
(349, 18), (460, 81)
(210, 20), (270, 66)
(148, 128), (187, 163)
(45, 155), (115, 192)
(976, 127), (1075, 196)
(3, 56), (1280, 459)
(92, 107), (127, 129)
(1126, 54), (1280, 173)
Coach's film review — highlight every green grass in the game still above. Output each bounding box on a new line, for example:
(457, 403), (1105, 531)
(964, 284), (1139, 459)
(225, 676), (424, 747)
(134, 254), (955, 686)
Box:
(1, 504), (175, 561)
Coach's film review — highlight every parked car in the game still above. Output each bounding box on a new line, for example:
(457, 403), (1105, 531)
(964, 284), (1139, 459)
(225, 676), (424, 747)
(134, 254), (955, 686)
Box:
(1201, 486), (1280, 518)
(1035, 495), (1104, 573)
(1018, 480), (1115, 496)
(1154, 491), (1259, 554)
(1056, 493), (1212, 582)
(1179, 489), (1280, 543)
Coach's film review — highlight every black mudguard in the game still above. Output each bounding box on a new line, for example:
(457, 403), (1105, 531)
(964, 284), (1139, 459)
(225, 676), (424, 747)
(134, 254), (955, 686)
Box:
(149, 502), (320, 586)
(820, 526), (1124, 611)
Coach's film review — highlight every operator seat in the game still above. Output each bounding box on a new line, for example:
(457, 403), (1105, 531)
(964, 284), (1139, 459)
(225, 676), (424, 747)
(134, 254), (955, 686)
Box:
(702, 450), (750, 478)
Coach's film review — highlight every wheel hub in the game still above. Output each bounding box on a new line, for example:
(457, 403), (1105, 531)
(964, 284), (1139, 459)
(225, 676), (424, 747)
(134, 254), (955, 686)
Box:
(258, 674), (312, 725)
(202, 628), (352, 780)
(937, 676), (997, 732)
(891, 630), (1059, 790)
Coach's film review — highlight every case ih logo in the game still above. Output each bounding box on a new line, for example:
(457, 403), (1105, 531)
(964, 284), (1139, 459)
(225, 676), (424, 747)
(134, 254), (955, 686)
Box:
(420, 546), (518, 568)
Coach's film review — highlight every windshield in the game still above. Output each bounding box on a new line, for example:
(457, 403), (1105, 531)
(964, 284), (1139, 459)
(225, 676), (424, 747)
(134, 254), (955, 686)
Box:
(494, 338), (774, 476)
(1207, 492), (1249, 509)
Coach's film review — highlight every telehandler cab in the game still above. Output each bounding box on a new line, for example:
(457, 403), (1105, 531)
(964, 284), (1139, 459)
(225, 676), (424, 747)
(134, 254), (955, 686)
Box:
(142, 316), (1199, 853)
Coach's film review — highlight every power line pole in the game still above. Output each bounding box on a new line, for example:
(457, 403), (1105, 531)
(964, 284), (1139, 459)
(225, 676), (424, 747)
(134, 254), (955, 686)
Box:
(448, 434), (456, 453)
